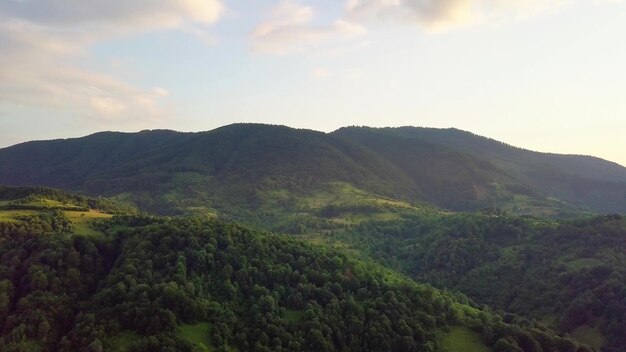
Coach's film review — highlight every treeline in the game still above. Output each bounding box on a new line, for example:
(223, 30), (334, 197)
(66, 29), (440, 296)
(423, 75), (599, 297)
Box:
(0, 216), (590, 351)
(336, 213), (626, 351)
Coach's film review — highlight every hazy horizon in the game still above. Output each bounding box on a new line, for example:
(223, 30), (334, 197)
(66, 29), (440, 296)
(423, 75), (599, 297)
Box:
(2, 0), (625, 165)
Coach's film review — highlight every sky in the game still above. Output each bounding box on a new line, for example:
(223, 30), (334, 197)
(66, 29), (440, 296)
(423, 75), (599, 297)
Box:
(1, 0), (625, 166)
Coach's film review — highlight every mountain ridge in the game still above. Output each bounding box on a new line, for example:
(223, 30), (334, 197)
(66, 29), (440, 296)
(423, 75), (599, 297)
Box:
(1, 123), (625, 216)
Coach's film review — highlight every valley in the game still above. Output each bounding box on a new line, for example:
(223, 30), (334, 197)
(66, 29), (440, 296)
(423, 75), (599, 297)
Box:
(1, 125), (625, 351)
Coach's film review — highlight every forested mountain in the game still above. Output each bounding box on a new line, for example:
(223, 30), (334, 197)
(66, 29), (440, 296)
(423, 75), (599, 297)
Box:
(0, 210), (590, 352)
(1, 124), (625, 219)
(1, 136), (625, 351)
(335, 127), (626, 213)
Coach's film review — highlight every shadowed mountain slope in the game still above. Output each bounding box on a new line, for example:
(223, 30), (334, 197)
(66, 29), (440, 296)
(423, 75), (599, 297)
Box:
(1, 123), (625, 216)
(334, 127), (626, 213)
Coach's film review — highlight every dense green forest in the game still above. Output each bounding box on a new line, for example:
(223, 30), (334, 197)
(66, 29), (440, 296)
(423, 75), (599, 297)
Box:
(327, 213), (626, 351)
(1, 124), (625, 217)
(0, 213), (592, 352)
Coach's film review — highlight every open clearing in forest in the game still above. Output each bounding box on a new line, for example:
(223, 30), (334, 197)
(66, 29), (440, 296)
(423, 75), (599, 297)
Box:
(179, 322), (215, 351)
(64, 209), (112, 236)
(571, 324), (606, 350)
(442, 326), (492, 352)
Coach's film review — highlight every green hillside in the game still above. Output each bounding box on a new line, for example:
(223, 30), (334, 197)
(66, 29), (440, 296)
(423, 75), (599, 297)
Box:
(327, 212), (626, 351)
(336, 126), (626, 213)
(0, 186), (135, 236)
(0, 214), (590, 352)
(0, 124), (624, 220)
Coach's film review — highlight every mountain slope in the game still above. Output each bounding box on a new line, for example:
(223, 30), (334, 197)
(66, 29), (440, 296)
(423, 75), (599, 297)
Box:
(1, 124), (625, 218)
(336, 127), (626, 213)
(331, 127), (527, 210)
(0, 125), (417, 214)
(331, 212), (626, 351)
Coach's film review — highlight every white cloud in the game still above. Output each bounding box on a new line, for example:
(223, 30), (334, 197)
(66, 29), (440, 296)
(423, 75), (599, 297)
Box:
(0, 0), (224, 124)
(0, 0), (224, 32)
(252, 0), (576, 55)
(252, 1), (366, 54)
(346, 0), (569, 30)
(0, 23), (169, 122)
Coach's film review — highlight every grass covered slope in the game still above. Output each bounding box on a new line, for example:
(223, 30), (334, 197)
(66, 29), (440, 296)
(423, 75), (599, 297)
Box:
(442, 326), (492, 352)
(1, 124), (625, 217)
(0, 215), (589, 352)
(0, 186), (135, 214)
(239, 181), (436, 234)
(0, 186), (134, 236)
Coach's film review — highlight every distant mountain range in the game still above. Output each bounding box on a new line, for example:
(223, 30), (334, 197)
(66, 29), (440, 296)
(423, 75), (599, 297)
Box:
(1, 123), (625, 216)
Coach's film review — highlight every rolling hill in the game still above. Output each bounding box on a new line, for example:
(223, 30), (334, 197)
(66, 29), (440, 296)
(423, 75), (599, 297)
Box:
(1, 173), (623, 350)
(328, 212), (626, 351)
(0, 203), (591, 352)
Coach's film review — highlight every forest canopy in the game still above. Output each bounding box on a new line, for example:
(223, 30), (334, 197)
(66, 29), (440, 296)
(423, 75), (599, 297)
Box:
(0, 214), (594, 352)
